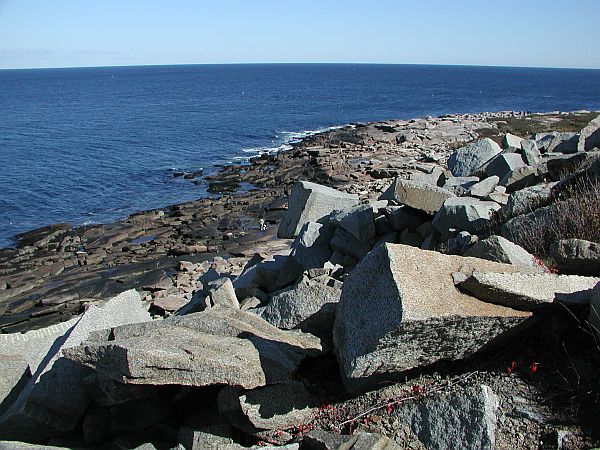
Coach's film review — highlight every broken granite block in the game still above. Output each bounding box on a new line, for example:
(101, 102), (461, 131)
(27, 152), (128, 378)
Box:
(333, 244), (531, 391)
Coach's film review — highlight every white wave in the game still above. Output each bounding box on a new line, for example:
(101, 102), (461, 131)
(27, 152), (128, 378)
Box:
(239, 124), (347, 158)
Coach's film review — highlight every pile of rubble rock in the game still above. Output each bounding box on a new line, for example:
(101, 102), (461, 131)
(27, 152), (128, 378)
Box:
(1, 112), (600, 449)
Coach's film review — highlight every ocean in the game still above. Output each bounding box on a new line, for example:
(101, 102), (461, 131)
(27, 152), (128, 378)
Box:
(1, 63), (600, 248)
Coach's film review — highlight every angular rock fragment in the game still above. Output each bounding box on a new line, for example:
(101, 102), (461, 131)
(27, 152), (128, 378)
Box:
(520, 140), (541, 165)
(503, 133), (523, 151)
(391, 384), (498, 450)
(380, 178), (455, 215)
(0, 355), (30, 416)
(464, 235), (543, 272)
(330, 228), (372, 262)
(0, 290), (151, 442)
(442, 176), (480, 196)
(333, 244), (530, 391)
(467, 176), (499, 199)
(447, 138), (502, 177)
(578, 114), (600, 152)
(501, 183), (555, 219)
(550, 239), (600, 276)
(64, 307), (321, 389)
(432, 197), (501, 235)
(499, 166), (538, 192)
(290, 222), (333, 270)
(218, 381), (316, 431)
(278, 181), (359, 239)
(207, 278), (240, 309)
(460, 272), (600, 310)
(259, 277), (341, 340)
(485, 153), (526, 179)
(329, 204), (377, 242)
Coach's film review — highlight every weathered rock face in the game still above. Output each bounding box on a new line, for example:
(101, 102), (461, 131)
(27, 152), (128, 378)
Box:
(290, 222), (333, 270)
(432, 197), (501, 235)
(259, 278), (341, 340)
(64, 307), (321, 389)
(499, 166), (538, 193)
(333, 244), (530, 391)
(550, 239), (600, 276)
(485, 153), (526, 179)
(503, 133), (523, 151)
(468, 176), (499, 199)
(329, 204), (377, 242)
(0, 355), (30, 416)
(521, 140), (541, 166)
(447, 138), (502, 177)
(460, 272), (600, 310)
(278, 181), (359, 239)
(577, 114), (600, 152)
(218, 381), (316, 431)
(380, 178), (455, 215)
(389, 384), (498, 450)
(501, 183), (555, 219)
(0, 290), (151, 442)
(464, 235), (542, 272)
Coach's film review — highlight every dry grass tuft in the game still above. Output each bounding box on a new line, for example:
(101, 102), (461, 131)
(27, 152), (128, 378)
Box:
(511, 176), (600, 260)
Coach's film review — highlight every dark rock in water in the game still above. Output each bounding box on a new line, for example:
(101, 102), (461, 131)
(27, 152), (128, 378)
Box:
(15, 223), (72, 247)
(207, 179), (240, 193)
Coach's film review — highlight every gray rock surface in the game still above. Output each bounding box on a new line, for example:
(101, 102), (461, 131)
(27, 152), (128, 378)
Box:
(330, 228), (372, 262)
(499, 166), (538, 193)
(485, 153), (526, 179)
(460, 272), (600, 310)
(0, 318), (79, 374)
(218, 381), (316, 430)
(432, 197), (501, 235)
(333, 244), (530, 391)
(468, 176), (499, 199)
(442, 176), (480, 196)
(550, 239), (600, 276)
(278, 181), (359, 239)
(259, 278), (341, 340)
(0, 290), (151, 442)
(379, 178), (455, 215)
(0, 355), (30, 415)
(64, 307), (321, 389)
(521, 140), (541, 165)
(503, 133), (523, 151)
(302, 430), (349, 450)
(290, 222), (333, 270)
(501, 183), (555, 218)
(208, 278), (240, 309)
(330, 204), (377, 242)
(391, 384), (498, 450)
(464, 235), (543, 272)
(447, 138), (502, 177)
(578, 114), (600, 152)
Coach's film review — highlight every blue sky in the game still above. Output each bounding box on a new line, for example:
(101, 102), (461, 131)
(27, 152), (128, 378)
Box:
(1, 0), (599, 69)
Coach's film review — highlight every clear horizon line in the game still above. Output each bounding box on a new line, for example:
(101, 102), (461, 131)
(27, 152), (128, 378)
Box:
(1, 61), (600, 71)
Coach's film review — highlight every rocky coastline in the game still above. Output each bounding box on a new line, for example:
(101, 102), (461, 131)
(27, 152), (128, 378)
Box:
(1, 110), (600, 449)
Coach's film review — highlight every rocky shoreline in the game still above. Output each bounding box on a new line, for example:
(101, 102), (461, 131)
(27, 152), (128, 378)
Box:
(1, 110), (600, 449)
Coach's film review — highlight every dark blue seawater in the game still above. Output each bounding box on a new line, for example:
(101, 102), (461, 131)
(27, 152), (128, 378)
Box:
(1, 64), (600, 248)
